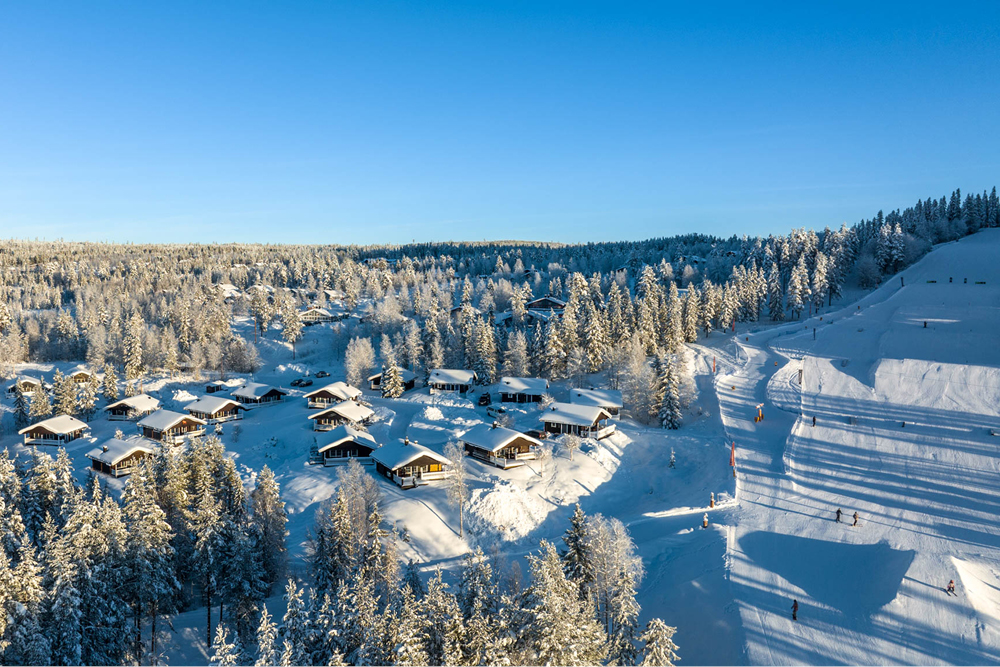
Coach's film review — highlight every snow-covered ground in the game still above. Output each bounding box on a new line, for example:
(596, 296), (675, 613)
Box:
(4, 232), (1000, 665)
(716, 230), (1000, 664)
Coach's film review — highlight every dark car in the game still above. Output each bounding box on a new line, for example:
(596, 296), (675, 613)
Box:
(525, 429), (548, 440)
(315, 371), (330, 378)
(299, 379), (313, 387)
(290, 378), (303, 387)
(478, 392), (492, 406)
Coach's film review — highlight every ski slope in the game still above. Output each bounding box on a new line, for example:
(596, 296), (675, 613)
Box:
(717, 230), (1000, 664)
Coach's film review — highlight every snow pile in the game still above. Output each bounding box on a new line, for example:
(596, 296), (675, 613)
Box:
(422, 406), (446, 422)
(172, 389), (198, 404)
(466, 480), (549, 542)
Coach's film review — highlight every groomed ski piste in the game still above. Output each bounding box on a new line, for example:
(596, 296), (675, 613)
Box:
(716, 229), (1000, 664)
(3, 231), (999, 665)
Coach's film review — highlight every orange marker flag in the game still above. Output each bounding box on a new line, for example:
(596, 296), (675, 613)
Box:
(730, 441), (736, 467)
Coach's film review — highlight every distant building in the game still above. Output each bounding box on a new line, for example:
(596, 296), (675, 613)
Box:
(304, 382), (363, 408)
(428, 369), (476, 395)
(104, 394), (161, 421)
(308, 400), (375, 431)
(5, 376), (48, 398)
(184, 396), (246, 424)
(87, 438), (153, 477)
(231, 383), (287, 405)
(498, 377), (549, 403)
(372, 438), (451, 488)
(540, 402), (616, 439)
(19, 415), (90, 446)
(460, 423), (542, 469)
(312, 425), (379, 466)
(300, 307), (336, 325)
(569, 388), (623, 417)
(368, 369), (417, 392)
(525, 296), (566, 311)
(137, 410), (207, 444)
(68, 366), (99, 384)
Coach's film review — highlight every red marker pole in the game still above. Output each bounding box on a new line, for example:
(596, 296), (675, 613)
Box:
(730, 441), (736, 478)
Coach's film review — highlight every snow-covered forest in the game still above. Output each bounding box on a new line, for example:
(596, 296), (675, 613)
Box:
(0, 185), (997, 667)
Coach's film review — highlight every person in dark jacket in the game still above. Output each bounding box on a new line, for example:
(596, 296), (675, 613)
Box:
(836, 508), (842, 523)
(853, 511), (859, 527)
(791, 599), (798, 621)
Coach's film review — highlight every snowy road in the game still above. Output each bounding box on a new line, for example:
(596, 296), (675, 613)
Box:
(714, 231), (1000, 665)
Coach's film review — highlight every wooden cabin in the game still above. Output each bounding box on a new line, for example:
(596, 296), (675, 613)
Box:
(304, 382), (363, 408)
(428, 369), (476, 395)
(105, 394), (161, 421)
(311, 424), (379, 466)
(300, 307), (335, 325)
(461, 423), (542, 469)
(5, 376), (47, 398)
(525, 296), (566, 311)
(308, 400), (375, 431)
(231, 382), (287, 405)
(205, 380), (229, 394)
(368, 369), (417, 392)
(137, 409), (207, 444)
(19, 415), (90, 446)
(569, 388), (624, 417)
(540, 402), (616, 439)
(498, 377), (549, 403)
(184, 396), (246, 424)
(68, 366), (98, 384)
(87, 438), (153, 477)
(372, 438), (451, 488)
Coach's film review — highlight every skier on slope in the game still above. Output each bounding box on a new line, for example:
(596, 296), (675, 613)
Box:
(836, 508), (842, 523)
(853, 511), (859, 527)
(947, 580), (956, 595)
(812, 415), (816, 427)
(791, 599), (798, 621)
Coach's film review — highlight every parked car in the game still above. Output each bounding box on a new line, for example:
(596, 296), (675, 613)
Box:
(290, 378), (304, 387)
(486, 405), (506, 418)
(478, 392), (492, 406)
(299, 379), (313, 387)
(525, 428), (548, 440)
(315, 371), (330, 378)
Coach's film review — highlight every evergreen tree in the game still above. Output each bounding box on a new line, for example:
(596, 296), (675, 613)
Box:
(77, 376), (99, 421)
(255, 605), (279, 666)
(191, 487), (225, 646)
(393, 585), (429, 666)
(767, 262), (785, 321)
(13, 386), (30, 429)
(811, 251), (829, 310)
(381, 361), (405, 399)
(639, 618), (681, 666)
(52, 370), (77, 417)
(444, 442), (469, 538)
(279, 579), (310, 667)
(281, 300), (304, 360)
(657, 353), (682, 430)
(561, 504), (593, 598)
(421, 569), (465, 667)
(402, 560), (426, 599)
(501, 330), (530, 378)
(211, 623), (242, 667)
(28, 386), (52, 421)
(251, 465), (288, 587)
(102, 363), (119, 401)
(124, 311), (145, 383)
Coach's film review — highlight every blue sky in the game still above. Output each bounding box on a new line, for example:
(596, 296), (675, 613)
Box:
(1, 2), (998, 245)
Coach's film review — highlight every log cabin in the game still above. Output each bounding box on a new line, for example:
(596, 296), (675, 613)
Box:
(137, 409), (207, 444)
(498, 377), (549, 403)
(460, 423), (542, 469)
(569, 387), (624, 417)
(312, 424), (379, 466)
(184, 396), (246, 424)
(104, 394), (161, 421)
(367, 369), (417, 392)
(231, 382), (287, 405)
(300, 306), (336, 324)
(87, 438), (154, 477)
(19, 415), (90, 445)
(304, 382), (363, 408)
(540, 402), (616, 439)
(525, 295), (566, 311)
(5, 376), (48, 398)
(428, 369), (476, 395)
(68, 366), (98, 384)
(372, 437), (451, 488)
(308, 400), (375, 430)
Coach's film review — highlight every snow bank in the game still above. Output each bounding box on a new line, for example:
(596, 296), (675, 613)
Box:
(466, 480), (549, 542)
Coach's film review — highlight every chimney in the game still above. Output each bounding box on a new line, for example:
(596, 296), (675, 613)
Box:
(492, 421), (499, 429)
(102, 445), (109, 453)
(403, 436), (410, 446)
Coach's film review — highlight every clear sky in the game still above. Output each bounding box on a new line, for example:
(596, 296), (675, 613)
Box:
(1, 2), (998, 245)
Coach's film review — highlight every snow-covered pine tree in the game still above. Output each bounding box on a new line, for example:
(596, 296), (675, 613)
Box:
(583, 300), (609, 372)
(421, 569), (465, 667)
(103, 362), (119, 401)
(191, 487), (225, 646)
(124, 311), (144, 383)
(561, 504), (593, 598)
(501, 330), (530, 378)
(443, 442), (468, 538)
(251, 465), (287, 587)
(13, 386), (29, 429)
(458, 546), (496, 619)
(786, 255), (810, 319)
(52, 370), (76, 417)
(657, 353), (682, 430)
(280, 299), (304, 360)
(392, 584), (429, 666)
(381, 361), (405, 399)
(254, 605), (279, 666)
(682, 287), (700, 343)
(516, 540), (607, 666)
(278, 579), (310, 667)
(77, 376), (99, 421)
(639, 618), (681, 666)
(811, 251), (829, 310)
(344, 337), (375, 388)
(767, 262), (785, 321)
(28, 386), (52, 420)
(211, 623), (242, 667)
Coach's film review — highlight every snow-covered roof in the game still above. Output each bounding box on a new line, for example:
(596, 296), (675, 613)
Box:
(317, 425), (379, 453)
(309, 401), (375, 423)
(68, 365), (96, 377)
(138, 409), (206, 431)
(87, 438), (154, 466)
(19, 414), (90, 435)
(428, 369), (476, 385)
(526, 296), (567, 309)
(570, 388), (624, 410)
(304, 382), (363, 401)
(232, 382), (286, 400)
(7, 375), (45, 388)
(301, 307), (333, 317)
(540, 402), (612, 427)
(371, 439), (451, 471)
(499, 377), (549, 395)
(184, 396), (244, 415)
(105, 394), (161, 412)
(368, 369), (418, 383)
(460, 423), (543, 453)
